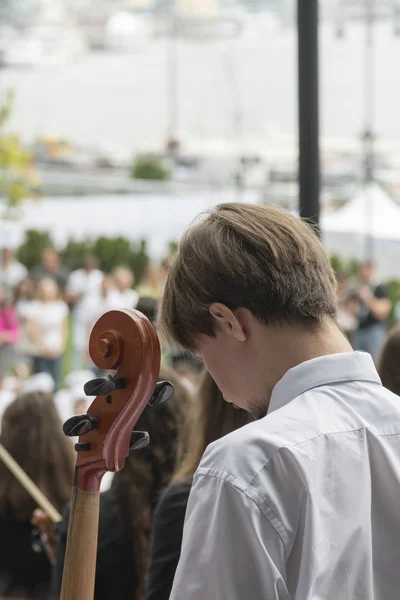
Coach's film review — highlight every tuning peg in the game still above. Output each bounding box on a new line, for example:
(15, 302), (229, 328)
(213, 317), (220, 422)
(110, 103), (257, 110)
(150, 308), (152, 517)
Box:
(148, 381), (174, 407)
(83, 375), (125, 397)
(63, 414), (98, 437)
(129, 431), (150, 451)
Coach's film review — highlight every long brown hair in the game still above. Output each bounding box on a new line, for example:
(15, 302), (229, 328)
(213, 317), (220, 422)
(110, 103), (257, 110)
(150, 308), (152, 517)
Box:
(110, 364), (190, 600)
(172, 370), (250, 484)
(0, 392), (75, 520)
(378, 325), (400, 395)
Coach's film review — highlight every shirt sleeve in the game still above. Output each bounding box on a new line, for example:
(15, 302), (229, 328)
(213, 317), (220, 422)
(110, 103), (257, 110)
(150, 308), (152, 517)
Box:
(146, 483), (191, 600)
(169, 473), (290, 600)
(65, 271), (80, 294)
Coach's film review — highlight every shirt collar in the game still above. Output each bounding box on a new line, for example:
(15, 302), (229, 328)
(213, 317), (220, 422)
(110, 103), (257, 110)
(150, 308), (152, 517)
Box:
(268, 351), (382, 415)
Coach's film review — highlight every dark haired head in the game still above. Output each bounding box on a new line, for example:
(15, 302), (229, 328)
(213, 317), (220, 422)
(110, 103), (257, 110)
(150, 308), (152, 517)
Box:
(378, 325), (400, 396)
(136, 296), (159, 325)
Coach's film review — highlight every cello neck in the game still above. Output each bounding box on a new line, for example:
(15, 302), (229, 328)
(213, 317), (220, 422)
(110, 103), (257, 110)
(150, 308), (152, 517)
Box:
(59, 309), (164, 600)
(60, 475), (100, 600)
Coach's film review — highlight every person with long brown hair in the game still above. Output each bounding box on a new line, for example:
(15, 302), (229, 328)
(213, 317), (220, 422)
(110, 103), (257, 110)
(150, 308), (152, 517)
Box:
(51, 364), (190, 600)
(0, 391), (75, 598)
(145, 370), (250, 600)
(27, 278), (69, 389)
(378, 324), (400, 396)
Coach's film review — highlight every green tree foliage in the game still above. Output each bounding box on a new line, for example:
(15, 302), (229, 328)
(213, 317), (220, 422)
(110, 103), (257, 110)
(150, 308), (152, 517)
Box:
(93, 236), (132, 273)
(17, 230), (52, 270)
(0, 90), (39, 210)
(132, 239), (150, 284)
(330, 254), (361, 278)
(131, 154), (170, 181)
(330, 254), (343, 274)
(168, 240), (178, 255)
(93, 236), (150, 283)
(61, 239), (93, 271)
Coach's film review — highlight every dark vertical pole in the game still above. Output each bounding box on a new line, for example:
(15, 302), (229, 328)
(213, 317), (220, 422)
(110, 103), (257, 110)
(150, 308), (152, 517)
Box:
(167, 7), (178, 146)
(298, 0), (320, 231)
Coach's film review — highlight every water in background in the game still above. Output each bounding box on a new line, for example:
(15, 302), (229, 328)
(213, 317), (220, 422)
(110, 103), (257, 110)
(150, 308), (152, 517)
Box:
(2, 21), (400, 154)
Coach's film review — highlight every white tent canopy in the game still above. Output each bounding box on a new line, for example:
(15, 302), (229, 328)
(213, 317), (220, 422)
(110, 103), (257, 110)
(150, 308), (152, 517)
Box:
(321, 183), (400, 279)
(321, 182), (400, 240)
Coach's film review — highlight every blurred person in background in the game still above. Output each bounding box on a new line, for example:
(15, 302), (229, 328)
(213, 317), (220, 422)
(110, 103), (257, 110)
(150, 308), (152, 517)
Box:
(13, 279), (36, 318)
(138, 259), (172, 299)
(378, 324), (400, 396)
(138, 267), (162, 298)
(335, 272), (358, 346)
(27, 278), (69, 389)
(86, 274), (114, 327)
(51, 365), (190, 600)
(146, 371), (250, 600)
(13, 279), (37, 370)
(0, 248), (27, 293)
(354, 261), (391, 363)
(0, 391), (74, 598)
(393, 297), (400, 323)
(0, 283), (19, 375)
(65, 255), (103, 370)
(107, 266), (139, 310)
(0, 376), (17, 424)
(31, 248), (70, 293)
(136, 296), (159, 325)
(83, 275), (115, 370)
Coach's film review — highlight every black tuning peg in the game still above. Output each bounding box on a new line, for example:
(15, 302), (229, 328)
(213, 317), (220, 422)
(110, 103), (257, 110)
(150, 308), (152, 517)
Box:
(83, 375), (125, 397)
(63, 414), (98, 437)
(129, 431), (150, 451)
(148, 381), (174, 407)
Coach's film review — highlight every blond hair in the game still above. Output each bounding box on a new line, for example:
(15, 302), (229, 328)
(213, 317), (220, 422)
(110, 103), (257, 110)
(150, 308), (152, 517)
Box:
(161, 203), (337, 350)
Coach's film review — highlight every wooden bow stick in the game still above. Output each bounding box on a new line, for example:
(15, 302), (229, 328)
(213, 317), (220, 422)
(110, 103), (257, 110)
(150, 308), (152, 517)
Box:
(0, 442), (61, 523)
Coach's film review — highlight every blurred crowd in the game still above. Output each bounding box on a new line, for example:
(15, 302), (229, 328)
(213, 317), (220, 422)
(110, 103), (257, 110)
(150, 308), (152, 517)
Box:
(0, 243), (218, 600)
(1, 243), (400, 600)
(0, 244), (200, 414)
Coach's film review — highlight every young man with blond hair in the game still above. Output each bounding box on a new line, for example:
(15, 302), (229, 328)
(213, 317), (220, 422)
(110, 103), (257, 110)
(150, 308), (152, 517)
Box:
(160, 203), (400, 600)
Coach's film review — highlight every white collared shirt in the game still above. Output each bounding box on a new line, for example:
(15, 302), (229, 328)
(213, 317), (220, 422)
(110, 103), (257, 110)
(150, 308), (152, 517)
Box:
(169, 352), (400, 600)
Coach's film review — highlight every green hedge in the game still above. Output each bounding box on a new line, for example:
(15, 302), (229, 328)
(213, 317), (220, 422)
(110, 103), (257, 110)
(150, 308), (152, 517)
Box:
(17, 230), (151, 284)
(131, 154), (171, 181)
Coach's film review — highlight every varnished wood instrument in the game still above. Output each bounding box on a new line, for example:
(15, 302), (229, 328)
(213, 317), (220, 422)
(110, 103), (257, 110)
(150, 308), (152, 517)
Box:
(59, 308), (173, 600)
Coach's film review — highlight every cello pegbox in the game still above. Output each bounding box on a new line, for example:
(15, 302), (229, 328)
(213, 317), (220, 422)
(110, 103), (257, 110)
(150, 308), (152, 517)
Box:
(66, 308), (162, 492)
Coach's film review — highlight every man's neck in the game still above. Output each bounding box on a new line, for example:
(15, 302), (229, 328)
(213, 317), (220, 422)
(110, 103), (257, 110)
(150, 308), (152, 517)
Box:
(275, 319), (352, 368)
(253, 318), (353, 413)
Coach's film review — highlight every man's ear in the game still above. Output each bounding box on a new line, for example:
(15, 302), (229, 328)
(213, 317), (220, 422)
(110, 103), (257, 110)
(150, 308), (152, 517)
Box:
(209, 303), (246, 342)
